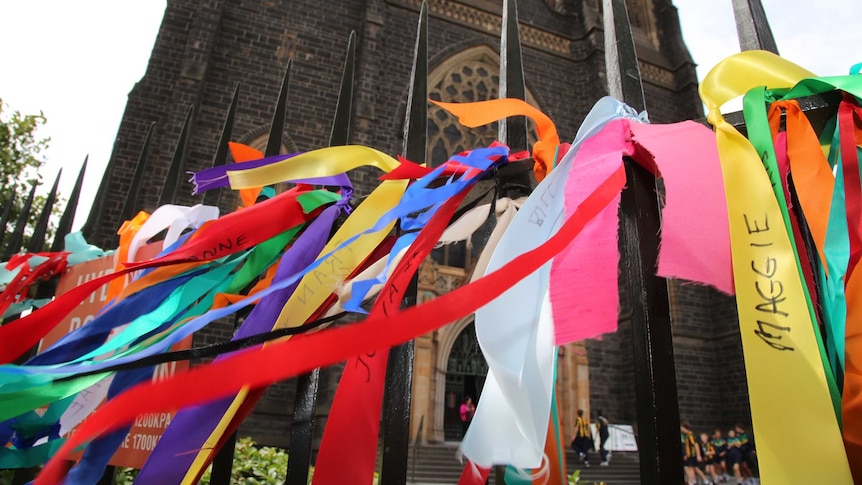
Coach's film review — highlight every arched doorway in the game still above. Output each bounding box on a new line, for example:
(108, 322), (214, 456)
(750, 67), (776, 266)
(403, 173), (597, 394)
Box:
(443, 322), (488, 441)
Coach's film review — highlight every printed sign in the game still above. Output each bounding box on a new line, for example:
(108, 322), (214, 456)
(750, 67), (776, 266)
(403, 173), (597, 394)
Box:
(606, 424), (638, 451)
(38, 244), (192, 469)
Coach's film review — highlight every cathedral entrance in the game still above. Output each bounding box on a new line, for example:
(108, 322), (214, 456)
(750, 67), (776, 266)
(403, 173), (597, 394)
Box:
(443, 322), (488, 441)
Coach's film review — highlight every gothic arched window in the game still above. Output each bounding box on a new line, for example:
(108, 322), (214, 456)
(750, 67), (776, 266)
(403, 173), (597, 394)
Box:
(427, 46), (540, 269)
(428, 59), (501, 166)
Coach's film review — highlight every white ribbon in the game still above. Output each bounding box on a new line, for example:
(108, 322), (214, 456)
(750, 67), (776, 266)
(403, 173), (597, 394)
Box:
(127, 204), (220, 263)
(460, 97), (644, 468)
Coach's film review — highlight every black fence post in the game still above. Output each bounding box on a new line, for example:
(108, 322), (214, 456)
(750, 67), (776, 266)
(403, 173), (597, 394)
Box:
(209, 59), (292, 485)
(732, 0), (779, 54)
(50, 158), (87, 253)
(80, 152), (114, 245)
(203, 82), (241, 209)
(379, 3), (427, 484)
(285, 31), (356, 485)
(493, 1), (532, 482)
(603, 0), (683, 483)
(2, 183), (38, 262)
(0, 192), (16, 250)
(158, 106), (194, 208)
(26, 170), (61, 254)
(499, 0), (528, 154)
(6, 182), (39, 484)
(120, 123), (155, 224)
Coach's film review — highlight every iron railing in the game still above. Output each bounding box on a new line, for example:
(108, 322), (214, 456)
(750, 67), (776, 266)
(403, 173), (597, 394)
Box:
(0, 1), (826, 484)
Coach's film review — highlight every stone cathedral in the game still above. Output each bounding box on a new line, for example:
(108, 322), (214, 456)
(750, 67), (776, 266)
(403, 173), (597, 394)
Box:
(93, 0), (750, 448)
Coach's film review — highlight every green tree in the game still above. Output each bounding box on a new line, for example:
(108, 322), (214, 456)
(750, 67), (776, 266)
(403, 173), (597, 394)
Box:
(0, 97), (59, 255)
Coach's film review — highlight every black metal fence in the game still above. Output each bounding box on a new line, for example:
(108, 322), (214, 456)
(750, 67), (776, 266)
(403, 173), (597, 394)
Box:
(0, 0), (816, 484)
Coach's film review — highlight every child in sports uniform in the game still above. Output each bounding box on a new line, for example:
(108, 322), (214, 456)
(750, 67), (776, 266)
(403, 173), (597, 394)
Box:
(735, 424), (755, 482)
(711, 429), (728, 481)
(571, 409), (593, 467)
(726, 429), (744, 484)
(700, 432), (718, 484)
(681, 421), (701, 485)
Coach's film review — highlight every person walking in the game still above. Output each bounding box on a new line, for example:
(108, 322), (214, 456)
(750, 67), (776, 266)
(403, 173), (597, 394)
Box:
(571, 409), (593, 467)
(595, 410), (611, 466)
(681, 421), (701, 485)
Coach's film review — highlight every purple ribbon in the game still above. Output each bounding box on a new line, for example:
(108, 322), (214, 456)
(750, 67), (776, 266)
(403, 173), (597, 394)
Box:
(190, 152), (307, 194)
(134, 202), (344, 484)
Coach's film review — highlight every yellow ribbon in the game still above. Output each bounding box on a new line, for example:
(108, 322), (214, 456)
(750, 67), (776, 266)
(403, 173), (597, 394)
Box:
(700, 50), (851, 483)
(227, 145), (400, 189)
(182, 146), (407, 484)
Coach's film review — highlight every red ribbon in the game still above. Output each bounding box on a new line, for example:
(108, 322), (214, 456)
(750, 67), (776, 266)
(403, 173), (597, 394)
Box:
(457, 462), (490, 485)
(34, 165), (625, 485)
(839, 95), (862, 482)
(0, 186), (324, 364)
(313, 189), (470, 485)
(0, 252), (69, 315)
(184, 236), (399, 482)
(772, 129), (824, 331)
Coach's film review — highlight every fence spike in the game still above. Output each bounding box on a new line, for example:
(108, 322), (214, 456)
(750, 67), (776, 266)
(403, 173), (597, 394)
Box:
(51, 157), (88, 252)
(2, 183), (38, 261)
(265, 60), (292, 157)
(27, 170), (61, 253)
(380, 4), (427, 485)
(80, 154), (114, 243)
(203, 83), (241, 208)
(329, 31), (357, 147)
(121, 123), (155, 223)
(732, 0), (779, 54)
(402, 3), (427, 163)
(159, 106), (194, 207)
(285, 32), (358, 485)
(0, 192), (16, 252)
(499, 0), (528, 152)
(603, 0), (682, 482)
(603, 0), (646, 112)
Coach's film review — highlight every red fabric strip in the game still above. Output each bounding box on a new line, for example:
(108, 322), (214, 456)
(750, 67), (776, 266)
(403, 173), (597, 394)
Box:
(34, 165), (625, 485)
(0, 187), (321, 364)
(188, 236), (400, 481)
(773, 129), (823, 331)
(457, 461), (490, 485)
(839, 96), (862, 482)
(313, 190), (469, 485)
(0, 252), (69, 316)
(380, 155), (483, 181)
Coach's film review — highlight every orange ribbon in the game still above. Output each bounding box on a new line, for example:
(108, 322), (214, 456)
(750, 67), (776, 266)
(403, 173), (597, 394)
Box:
(431, 99), (561, 182)
(105, 211), (150, 303)
(227, 142), (265, 208)
(767, 100), (834, 270)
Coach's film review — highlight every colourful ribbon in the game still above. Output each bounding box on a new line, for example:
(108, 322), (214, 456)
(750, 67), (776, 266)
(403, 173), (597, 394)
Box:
(838, 95), (862, 480)
(33, 161), (626, 485)
(0, 186), (326, 364)
(700, 50), (851, 484)
(431, 98), (561, 181)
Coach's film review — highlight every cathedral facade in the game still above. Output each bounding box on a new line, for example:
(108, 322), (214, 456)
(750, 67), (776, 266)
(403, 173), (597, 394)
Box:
(94, 0), (749, 448)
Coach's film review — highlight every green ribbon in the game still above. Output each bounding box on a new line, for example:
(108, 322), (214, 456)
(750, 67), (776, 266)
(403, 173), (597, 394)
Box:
(0, 438), (67, 468)
(0, 190), (340, 422)
(740, 75), (862, 421)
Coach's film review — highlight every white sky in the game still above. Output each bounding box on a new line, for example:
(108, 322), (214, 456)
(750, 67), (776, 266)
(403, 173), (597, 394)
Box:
(0, 1), (859, 232)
